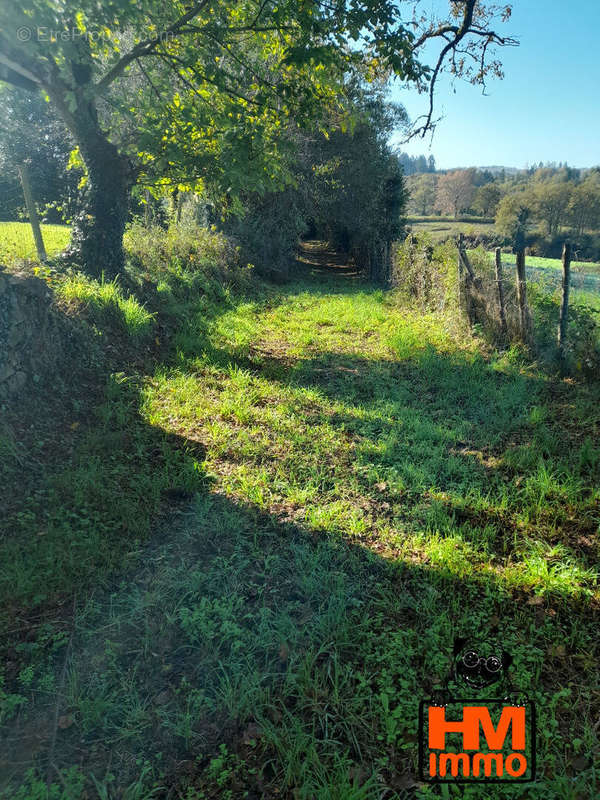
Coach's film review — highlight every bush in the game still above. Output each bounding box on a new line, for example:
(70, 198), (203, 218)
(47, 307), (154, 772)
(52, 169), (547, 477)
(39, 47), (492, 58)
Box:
(392, 234), (457, 310)
(220, 188), (306, 282)
(528, 232), (600, 262)
(528, 285), (600, 377)
(564, 301), (600, 378)
(123, 221), (253, 298)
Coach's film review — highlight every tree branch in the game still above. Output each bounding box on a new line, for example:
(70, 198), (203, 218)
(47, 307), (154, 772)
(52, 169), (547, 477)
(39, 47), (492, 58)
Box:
(0, 48), (42, 88)
(409, 0), (517, 139)
(94, 0), (212, 95)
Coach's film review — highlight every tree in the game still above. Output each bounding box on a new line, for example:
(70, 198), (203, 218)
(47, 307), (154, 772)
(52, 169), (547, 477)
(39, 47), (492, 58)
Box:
(474, 182), (501, 217)
(435, 169), (476, 217)
(220, 80), (407, 284)
(396, 152), (436, 176)
(532, 178), (572, 237)
(302, 83), (408, 284)
(0, 0), (516, 277)
(496, 192), (533, 251)
(568, 174), (600, 235)
(407, 173), (437, 215)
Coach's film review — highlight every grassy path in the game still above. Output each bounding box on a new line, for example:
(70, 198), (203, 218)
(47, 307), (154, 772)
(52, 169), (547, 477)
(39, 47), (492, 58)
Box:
(1, 247), (599, 798)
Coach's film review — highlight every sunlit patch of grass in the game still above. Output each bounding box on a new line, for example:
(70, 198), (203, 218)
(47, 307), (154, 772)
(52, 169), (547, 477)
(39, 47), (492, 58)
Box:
(55, 273), (155, 336)
(139, 281), (598, 600)
(0, 221), (70, 263)
(503, 541), (598, 597)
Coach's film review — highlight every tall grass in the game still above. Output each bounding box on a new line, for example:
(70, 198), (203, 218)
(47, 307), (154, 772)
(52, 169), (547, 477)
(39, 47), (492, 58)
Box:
(55, 273), (155, 337)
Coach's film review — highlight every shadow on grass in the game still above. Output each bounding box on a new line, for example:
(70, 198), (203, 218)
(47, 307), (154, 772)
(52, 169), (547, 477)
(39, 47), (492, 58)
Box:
(2, 467), (598, 799)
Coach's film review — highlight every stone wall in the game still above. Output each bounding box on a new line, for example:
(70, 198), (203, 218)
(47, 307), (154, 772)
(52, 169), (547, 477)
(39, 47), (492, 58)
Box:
(0, 267), (64, 402)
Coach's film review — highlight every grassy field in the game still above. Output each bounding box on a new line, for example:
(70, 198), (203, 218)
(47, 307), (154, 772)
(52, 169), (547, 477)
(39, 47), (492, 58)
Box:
(0, 221), (70, 263)
(499, 253), (600, 297)
(499, 253), (600, 273)
(487, 252), (600, 295)
(407, 217), (496, 243)
(1, 237), (599, 798)
(407, 219), (600, 276)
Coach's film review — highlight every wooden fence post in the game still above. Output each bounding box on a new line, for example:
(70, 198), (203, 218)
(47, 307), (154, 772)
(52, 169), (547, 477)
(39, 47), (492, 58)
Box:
(457, 234), (464, 309)
(557, 241), (571, 365)
(495, 247), (508, 340)
(515, 248), (531, 344)
(457, 234), (475, 281)
(457, 234), (478, 324)
(17, 161), (46, 262)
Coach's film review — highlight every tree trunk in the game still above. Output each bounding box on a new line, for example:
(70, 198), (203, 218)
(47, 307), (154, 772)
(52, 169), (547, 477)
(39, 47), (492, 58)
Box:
(66, 133), (133, 280)
(48, 90), (134, 280)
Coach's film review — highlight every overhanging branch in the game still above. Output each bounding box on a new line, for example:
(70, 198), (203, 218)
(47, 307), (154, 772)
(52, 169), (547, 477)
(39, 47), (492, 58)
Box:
(408, 0), (518, 139)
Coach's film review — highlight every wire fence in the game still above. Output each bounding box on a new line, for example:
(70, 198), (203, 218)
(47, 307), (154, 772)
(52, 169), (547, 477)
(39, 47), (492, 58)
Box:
(457, 238), (600, 377)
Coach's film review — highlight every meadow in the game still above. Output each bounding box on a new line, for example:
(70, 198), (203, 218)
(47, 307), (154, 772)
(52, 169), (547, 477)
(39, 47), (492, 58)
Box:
(407, 218), (600, 274)
(0, 221), (71, 263)
(407, 216), (496, 244)
(1, 230), (598, 799)
(499, 254), (600, 298)
(499, 253), (600, 273)
(405, 218), (600, 307)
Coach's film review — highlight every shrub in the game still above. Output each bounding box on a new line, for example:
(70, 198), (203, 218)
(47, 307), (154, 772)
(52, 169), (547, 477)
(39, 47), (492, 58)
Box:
(528, 285), (600, 377)
(123, 220), (253, 298)
(565, 302), (600, 377)
(220, 188), (306, 282)
(528, 232), (600, 262)
(391, 233), (457, 311)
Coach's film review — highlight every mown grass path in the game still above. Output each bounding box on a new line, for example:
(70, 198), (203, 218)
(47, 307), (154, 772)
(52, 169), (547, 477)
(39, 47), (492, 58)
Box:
(1, 245), (599, 799)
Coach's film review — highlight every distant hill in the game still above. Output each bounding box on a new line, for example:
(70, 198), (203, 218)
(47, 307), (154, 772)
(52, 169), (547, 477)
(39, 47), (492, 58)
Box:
(443, 165), (522, 175)
(439, 164), (598, 174)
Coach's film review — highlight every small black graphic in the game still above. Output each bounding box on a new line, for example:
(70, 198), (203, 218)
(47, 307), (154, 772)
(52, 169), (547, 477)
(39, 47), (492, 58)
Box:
(453, 636), (513, 690)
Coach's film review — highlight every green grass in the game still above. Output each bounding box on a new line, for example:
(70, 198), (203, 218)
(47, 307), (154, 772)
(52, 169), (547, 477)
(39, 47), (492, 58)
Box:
(408, 219), (600, 277)
(0, 221), (70, 262)
(55, 273), (155, 337)
(407, 215), (496, 224)
(1, 238), (599, 799)
(499, 253), (600, 274)
(407, 218), (496, 243)
(471, 249), (600, 298)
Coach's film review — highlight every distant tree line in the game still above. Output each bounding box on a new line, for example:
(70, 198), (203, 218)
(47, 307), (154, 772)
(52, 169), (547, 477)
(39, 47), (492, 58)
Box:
(396, 152), (436, 176)
(405, 164), (600, 256)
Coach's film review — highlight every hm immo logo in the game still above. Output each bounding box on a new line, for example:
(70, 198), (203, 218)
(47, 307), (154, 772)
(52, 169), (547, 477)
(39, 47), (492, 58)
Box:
(419, 700), (536, 783)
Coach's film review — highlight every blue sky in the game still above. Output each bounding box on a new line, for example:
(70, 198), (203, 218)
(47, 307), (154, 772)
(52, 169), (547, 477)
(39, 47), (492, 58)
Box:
(389, 0), (600, 169)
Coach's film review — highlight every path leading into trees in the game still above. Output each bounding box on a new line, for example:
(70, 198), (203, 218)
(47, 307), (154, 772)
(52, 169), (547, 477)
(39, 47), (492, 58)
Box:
(296, 239), (360, 276)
